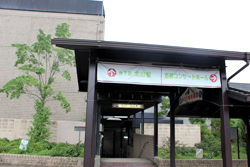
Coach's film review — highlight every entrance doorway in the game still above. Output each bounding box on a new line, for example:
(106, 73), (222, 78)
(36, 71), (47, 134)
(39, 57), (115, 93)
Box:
(101, 119), (132, 158)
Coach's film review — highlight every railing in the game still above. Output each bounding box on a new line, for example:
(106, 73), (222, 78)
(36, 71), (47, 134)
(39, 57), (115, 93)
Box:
(138, 141), (149, 158)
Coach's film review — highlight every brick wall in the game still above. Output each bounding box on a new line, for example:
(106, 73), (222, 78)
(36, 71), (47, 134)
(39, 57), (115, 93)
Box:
(0, 9), (105, 121)
(153, 157), (247, 167)
(0, 154), (83, 167)
(143, 123), (201, 147)
(127, 134), (154, 160)
(0, 154), (100, 167)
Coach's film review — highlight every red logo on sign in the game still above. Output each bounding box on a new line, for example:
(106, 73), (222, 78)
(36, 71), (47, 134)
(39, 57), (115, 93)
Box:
(209, 74), (217, 83)
(107, 68), (117, 77)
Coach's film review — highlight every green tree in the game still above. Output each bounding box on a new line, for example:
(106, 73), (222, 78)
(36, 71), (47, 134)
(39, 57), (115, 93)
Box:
(189, 118), (206, 124)
(158, 97), (170, 116)
(189, 118), (221, 158)
(210, 118), (246, 146)
(237, 119), (246, 146)
(0, 23), (74, 142)
(210, 118), (221, 138)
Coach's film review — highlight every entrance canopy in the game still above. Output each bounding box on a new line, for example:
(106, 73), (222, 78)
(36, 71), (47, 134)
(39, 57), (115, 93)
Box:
(52, 39), (250, 167)
(52, 39), (250, 118)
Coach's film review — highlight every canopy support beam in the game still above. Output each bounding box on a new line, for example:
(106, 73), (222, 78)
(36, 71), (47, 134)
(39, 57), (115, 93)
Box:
(244, 116), (250, 167)
(95, 102), (101, 155)
(84, 56), (97, 167)
(220, 64), (232, 167)
(154, 103), (158, 156)
(170, 92), (176, 167)
(141, 110), (144, 134)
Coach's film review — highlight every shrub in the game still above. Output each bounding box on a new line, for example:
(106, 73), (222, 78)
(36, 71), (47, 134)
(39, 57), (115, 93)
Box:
(0, 138), (84, 157)
(159, 137), (196, 159)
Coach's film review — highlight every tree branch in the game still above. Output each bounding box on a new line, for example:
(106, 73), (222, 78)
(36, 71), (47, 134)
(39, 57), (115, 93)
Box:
(24, 87), (41, 100)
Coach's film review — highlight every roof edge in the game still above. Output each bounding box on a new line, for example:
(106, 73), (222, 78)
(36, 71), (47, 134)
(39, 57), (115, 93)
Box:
(51, 38), (249, 60)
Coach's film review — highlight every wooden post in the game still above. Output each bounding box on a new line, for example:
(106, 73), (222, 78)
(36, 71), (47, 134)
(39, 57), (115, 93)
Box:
(141, 110), (144, 134)
(84, 57), (97, 167)
(244, 117), (250, 167)
(220, 64), (232, 167)
(133, 113), (136, 133)
(154, 103), (158, 156)
(170, 93), (175, 167)
(96, 102), (101, 155)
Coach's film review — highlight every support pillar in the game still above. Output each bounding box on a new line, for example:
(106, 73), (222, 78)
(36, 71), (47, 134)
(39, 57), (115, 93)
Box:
(133, 113), (136, 133)
(84, 58), (97, 167)
(113, 129), (116, 157)
(95, 102), (101, 155)
(170, 93), (175, 167)
(244, 116), (250, 167)
(120, 127), (123, 150)
(220, 65), (232, 167)
(141, 110), (144, 134)
(154, 103), (158, 156)
(128, 118), (130, 145)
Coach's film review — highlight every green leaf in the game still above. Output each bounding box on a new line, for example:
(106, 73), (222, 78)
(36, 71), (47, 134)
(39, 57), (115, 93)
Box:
(158, 97), (170, 116)
(1, 75), (38, 99)
(62, 70), (71, 81)
(11, 44), (31, 66)
(55, 23), (71, 38)
(53, 91), (71, 113)
(32, 29), (52, 54)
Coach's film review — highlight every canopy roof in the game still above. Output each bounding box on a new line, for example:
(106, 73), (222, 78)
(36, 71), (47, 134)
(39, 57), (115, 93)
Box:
(51, 39), (250, 118)
(170, 84), (250, 119)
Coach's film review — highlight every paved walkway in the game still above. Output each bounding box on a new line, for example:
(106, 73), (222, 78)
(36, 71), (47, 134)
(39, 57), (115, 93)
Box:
(0, 166), (28, 167)
(101, 158), (157, 167)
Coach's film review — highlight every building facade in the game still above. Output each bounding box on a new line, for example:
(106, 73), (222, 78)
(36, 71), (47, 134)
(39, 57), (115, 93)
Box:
(0, 0), (104, 122)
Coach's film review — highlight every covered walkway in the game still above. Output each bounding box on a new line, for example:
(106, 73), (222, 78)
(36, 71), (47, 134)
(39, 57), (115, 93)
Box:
(52, 38), (250, 167)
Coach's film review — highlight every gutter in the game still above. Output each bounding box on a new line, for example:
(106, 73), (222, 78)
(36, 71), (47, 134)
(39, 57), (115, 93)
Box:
(227, 52), (249, 84)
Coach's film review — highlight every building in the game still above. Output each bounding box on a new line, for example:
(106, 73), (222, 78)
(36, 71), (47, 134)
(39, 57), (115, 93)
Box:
(0, 0), (104, 143)
(0, 0), (104, 121)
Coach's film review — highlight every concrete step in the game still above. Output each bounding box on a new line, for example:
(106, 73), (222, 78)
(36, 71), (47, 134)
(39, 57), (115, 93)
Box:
(100, 158), (157, 167)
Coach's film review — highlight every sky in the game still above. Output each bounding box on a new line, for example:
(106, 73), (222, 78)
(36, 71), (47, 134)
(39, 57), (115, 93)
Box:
(103, 0), (250, 83)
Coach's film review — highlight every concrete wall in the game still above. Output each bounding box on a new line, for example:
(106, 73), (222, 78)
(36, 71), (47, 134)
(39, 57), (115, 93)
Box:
(142, 123), (201, 147)
(0, 118), (200, 147)
(127, 134), (154, 160)
(57, 121), (86, 144)
(153, 157), (247, 167)
(0, 118), (85, 144)
(0, 9), (105, 122)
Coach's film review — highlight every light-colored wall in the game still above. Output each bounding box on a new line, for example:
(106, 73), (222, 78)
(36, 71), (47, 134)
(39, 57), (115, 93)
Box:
(0, 9), (105, 121)
(0, 118), (32, 140)
(142, 123), (201, 147)
(0, 118), (200, 147)
(127, 134), (154, 160)
(0, 118), (85, 144)
(57, 120), (85, 144)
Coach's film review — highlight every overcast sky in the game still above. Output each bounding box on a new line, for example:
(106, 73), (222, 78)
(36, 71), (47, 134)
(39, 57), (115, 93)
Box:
(103, 0), (250, 83)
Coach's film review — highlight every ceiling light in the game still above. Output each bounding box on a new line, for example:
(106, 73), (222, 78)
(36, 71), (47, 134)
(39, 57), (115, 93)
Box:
(107, 118), (122, 121)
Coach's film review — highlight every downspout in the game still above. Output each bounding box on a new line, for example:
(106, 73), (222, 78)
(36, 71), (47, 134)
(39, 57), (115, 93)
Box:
(227, 52), (249, 84)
